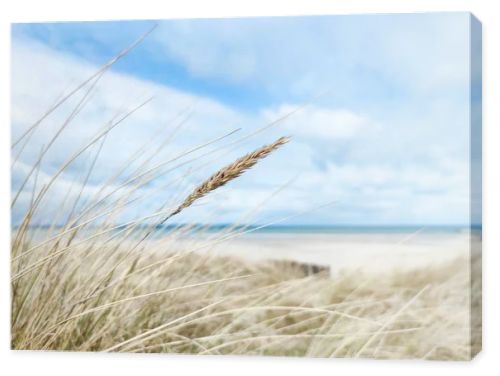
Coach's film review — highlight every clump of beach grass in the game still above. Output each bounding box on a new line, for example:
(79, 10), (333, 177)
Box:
(10, 34), (478, 360)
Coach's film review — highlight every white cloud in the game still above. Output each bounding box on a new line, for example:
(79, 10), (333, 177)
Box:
(262, 105), (377, 142)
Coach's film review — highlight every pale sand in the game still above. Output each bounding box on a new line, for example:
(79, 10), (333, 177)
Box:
(201, 230), (473, 274)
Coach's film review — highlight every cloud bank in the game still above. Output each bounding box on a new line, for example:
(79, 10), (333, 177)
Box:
(11, 13), (472, 226)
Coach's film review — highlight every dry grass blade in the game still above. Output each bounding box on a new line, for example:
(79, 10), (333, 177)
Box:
(170, 136), (290, 218)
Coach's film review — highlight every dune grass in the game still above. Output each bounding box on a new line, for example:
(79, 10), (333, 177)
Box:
(10, 35), (479, 360)
(11, 231), (476, 359)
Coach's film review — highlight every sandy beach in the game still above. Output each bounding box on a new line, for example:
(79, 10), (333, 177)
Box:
(202, 230), (472, 274)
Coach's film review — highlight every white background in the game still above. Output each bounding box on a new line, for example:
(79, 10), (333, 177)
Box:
(0, 0), (498, 375)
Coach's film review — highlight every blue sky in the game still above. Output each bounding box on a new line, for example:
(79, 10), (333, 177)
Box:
(10, 13), (479, 226)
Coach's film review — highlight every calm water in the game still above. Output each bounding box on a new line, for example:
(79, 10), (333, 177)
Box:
(22, 224), (478, 243)
(153, 224), (471, 235)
